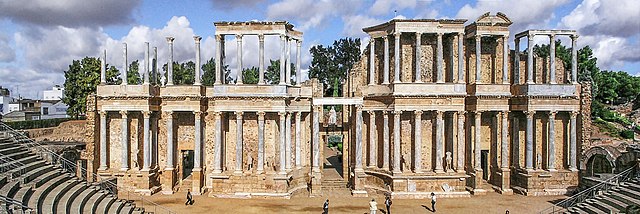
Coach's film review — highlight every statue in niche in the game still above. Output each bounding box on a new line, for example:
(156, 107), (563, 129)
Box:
(537, 153), (542, 170)
(445, 152), (452, 172)
(132, 147), (140, 169)
(248, 156), (253, 171)
(329, 106), (337, 125)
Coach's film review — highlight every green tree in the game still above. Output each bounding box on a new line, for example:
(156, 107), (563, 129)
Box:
(533, 39), (572, 72)
(308, 37), (360, 96)
(265, 59), (296, 85)
(162, 61), (195, 85)
(127, 60), (142, 85)
(242, 66), (259, 84)
(201, 57), (232, 86)
(62, 57), (120, 118)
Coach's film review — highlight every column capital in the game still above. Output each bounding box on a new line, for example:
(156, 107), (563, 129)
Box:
(215, 34), (223, 41)
(458, 32), (464, 37)
(257, 111), (265, 120)
(570, 111), (579, 118)
(457, 111), (466, 116)
(99, 110), (107, 116)
(142, 110), (151, 118)
(415, 110), (423, 115)
(416, 32), (422, 37)
(549, 33), (556, 39)
(382, 35), (388, 40)
(528, 35), (534, 41)
(437, 32), (444, 37)
(119, 110), (128, 117)
(235, 34), (243, 40)
(280, 34), (287, 40)
(212, 111), (222, 118)
(571, 34), (579, 40)
(474, 111), (483, 116)
(525, 110), (536, 118)
(393, 110), (402, 115)
(356, 105), (363, 111)
(278, 111), (286, 119)
(295, 111), (302, 118)
(394, 32), (401, 37)
(475, 34), (481, 41)
(194, 111), (202, 118)
(193, 35), (202, 43)
(258, 34), (265, 41)
(166, 36), (175, 43)
(549, 111), (557, 118)
(235, 111), (243, 119)
(502, 110), (509, 117)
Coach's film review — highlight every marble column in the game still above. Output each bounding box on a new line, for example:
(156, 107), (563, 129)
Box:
(166, 37), (174, 85)
(257, 112), (265, 173)
(571, 35), (578, 83)
(295, 111), (302, 168)
(393, 110), (402, 173)
(457, 33), (465, 83)
(279, 35), (286, 85)
(501, 111), (509, 169)
(122, 43), (128, 85)
(569, 111), (578, 171)
(512, 114), (520, 168)
(436, 111), (444, 173)
(355, 105), (363, 171)
(235, 111), (243, 173)
(502, 35), (509, 84)
(153, 47), (158, 85)
(258, 34), (265, 85)
(383, 111), (390, 170)
(415, 33), (422, 83)
(548, 111), (557, 171)
(369, 38), (376, 85)
(457, 111), (465, 171)
(383, 36), (390, 84)
(120, 111), (129, 171)
(527, 35), (534, 84)
(142, 111), (151, 171)
(474, 111), (482, 170)
(525, 111), (535, 170)
(215, 35), (223, 85)
(286, 38), (292, 85)
(99, 111), (107, 170)
(296, 40), (302, 85)
(236, 34), (243, 84)
(165, 111), (175, 170)
(279, 112), (286, 174)
(312, 107), (320, 171)
(369, 111), (377, 168)
(213, 112), (222, 173)
(194, 111), (202, 171)
(394, 32), (401, 83)
(100, 50), (106, 84)
(143, 42), (149, 84)
(514, 38), (521, 85)
(437, 33), (444, 83)
(285, 112), (292, 170)
(549, 34), (556, 84)
(194, 36), (202, 85)
(475, 35), (482, 83)
(414, 110), (423, 173)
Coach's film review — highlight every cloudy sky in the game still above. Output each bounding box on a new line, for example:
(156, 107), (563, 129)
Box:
(0, 0), (638, 99)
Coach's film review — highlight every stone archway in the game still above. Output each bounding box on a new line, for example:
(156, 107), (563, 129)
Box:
(581, 145), (619, 176)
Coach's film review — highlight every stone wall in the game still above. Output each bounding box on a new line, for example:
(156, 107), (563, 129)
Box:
(26, 120), (89, 142)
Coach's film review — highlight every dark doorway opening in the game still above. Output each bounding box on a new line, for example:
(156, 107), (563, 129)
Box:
(182, 150), (194, 180)
(481, 150), (489, 180)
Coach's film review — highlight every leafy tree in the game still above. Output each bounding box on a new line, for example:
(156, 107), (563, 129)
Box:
(533, 39), (571, 72)
(202, 57), (232, 86)
(127, 60), (142, 85)
(265, 59), (296, 85)
(242, 66), (259, 84)
(308, 37), (360, 96)
(63, 57), (120, 118)
(162, 61), (195, 85)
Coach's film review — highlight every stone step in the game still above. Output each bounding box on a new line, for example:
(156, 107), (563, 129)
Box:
(5, 151), (31, 161)
(567, 206), (590, 214)
(13, 186), (33, 207)
(119, 203), (135, 214)
(0, 155), (39, 169)
(586, 198), (618, 213)
(0, 176), (7, 190)
(27, 173), (72, 211)
(622, 182), (640, 192)
(575, 202), (601, 214)
(29, 168), (61, 188)
(95, 195), (117, 214)
(10, 160), (46, 179)
(0, 179), (22, 198)
(19, 164), (55, 185)
(0, 146), (24, 156)
(132, 207), (145, 214)
(57, 181), (88, 214)
(83, 190), (108, 214)
(70, 185), (99, 214)
(598, 194), (629, 211)
(42, 178), (80, 214)
(107, 200), (127, 214)
(611, 190), (640, 205)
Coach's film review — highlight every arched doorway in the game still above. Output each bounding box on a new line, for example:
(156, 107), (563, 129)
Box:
(586, 154), (614, 176)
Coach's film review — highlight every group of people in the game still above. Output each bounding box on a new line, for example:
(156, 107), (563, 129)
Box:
(323, 192), (438, 213)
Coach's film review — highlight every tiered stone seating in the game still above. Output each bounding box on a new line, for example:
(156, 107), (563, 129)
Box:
(0, 137), (145, 213)
(568, 178), (640, 213)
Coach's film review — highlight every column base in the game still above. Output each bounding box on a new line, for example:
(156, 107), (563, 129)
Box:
(97, 166), (108, 171)
(161, 168), (176, 195)
(120, 168), (129, 172)
(569, 168), (578, 172)
(234, 170), (243, 174)
(192, 170), (204, 195)
(434, 169), (445, 174)
(548, 169), (558, 172)
(212, 169), (222, 174)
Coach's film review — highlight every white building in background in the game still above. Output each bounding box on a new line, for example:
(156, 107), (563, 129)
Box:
(43, 85), (64, 101)
(0, 86), (14, 115)
(40, 100), (69, 119)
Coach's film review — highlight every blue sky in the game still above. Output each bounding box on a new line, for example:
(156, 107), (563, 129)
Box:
(0, 0), (638, 99)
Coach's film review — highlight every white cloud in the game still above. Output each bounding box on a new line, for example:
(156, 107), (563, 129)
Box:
(342, 15), (384, 37)
(267, 0), (363, 32)
(0, 33), (15, 62)
(209, 0), (265, 10)
(369, 0), (417, 16)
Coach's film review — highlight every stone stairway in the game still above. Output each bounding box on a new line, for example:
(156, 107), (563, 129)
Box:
(567, 178), (640, 214)
(0, 137), (145, 214)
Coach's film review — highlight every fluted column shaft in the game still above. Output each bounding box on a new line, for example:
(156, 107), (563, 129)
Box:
(295, 112), (302, 168)
(100, 50), (106, 84)
(415, 33), (422, 83)
(571, 35), (578, 83)
(166, 37), (174, 85)
(279, 35), (286, 85)
(525, 111), (535, 170)
(355, 106), (363, 171)
(194, 112), (202, 171)
(501, 111), (509, 169)
(437, 33), (444, 83)
(99, 111), (107, 169)
(393, 111), (402, 173)
(474, 111), (482, 170)
(515, 39), (521, 84)
(215, 35), (223, 85)
(383, 111), (390, 170)
(548, 111), (557, 170)
(236, 34), (243, 84)
(527, 36), (534, 84)
(549, 34), (556, 84)
(312, 107), (320, 171)
(569, 111), (578, 170)
(369, 111), (377, 168)
(122, 43), (128, 85)
(213, 112), (222, 173)
(512, 114), (520, 168)
(257, 112), (265, 172)
(153, 47), (157, 85)
(142, 111), (151, 170)
(475, 35), (482, 83)
(120, 111), (129, 171)
(369, 38), (376, 85)
(296, 40), (302, 85)
(279, 112), (286, 174)
(457, 33), (465, 83)
(258, 34), (265, 85)
(166, 111), (174, 170)
(194, 36), (202, 85)
(457, 111), (465, 171)
(414, 111), (423, 172)
(286, 38), (292, 85)
(285, 112), (292, 170)
(435, 111), (444, 173)
(394, 32), (401, 83)
(383, 36), (390, 84)
(502, 36), (509, 84)
(143, 42), (149, 84)
(235, 112), (243, 173)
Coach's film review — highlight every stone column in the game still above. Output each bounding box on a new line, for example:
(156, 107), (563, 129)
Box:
(383, 36), (390, 85)
(525, 111), (535, 170)
(369, 38), (376, 85)
(458, 33), (465, 83)
(548, 111), (556, 171)
(501, 111), (509, 169)
(457, 111), (465, 171)
(120, 111), (129, 171)
(194, 36), (202, 85)
(414, 110), (423, 173)
(144, 42), (150, 85)
(296, 40), (302, 85)
(369, 111), (377, 168)
(286, 38), (292, 85)
(383, 111), (390, 170)
(257, 111), (265, 173)
(236, 34), (243, 85)
(502, 35), (509, 84)
(165, 111), (174, 170)
(235, 111), (243, 173)
(99, 111), (108, 170)
(527, 35), (534, 84)
(394, 32), (401, 83)
(355, 105), (363, 171)
(295, 111), (302, 168)
(142, 111), (151, 171)
(213, 112), (222, 173)
(194, 111), (202, 171)
(279, 112), (286, 174)
(215, 35), (223, 85)
(258, 34), (265, 85)
(312, 107), (320, 172)
(474, 111), (482, 170)
(153, 47), (158, 85)
(415, 33), (422, 83)
(100, 50), (106, 84)
(279, 35), (286, 85)
(514, 38), (520, 85)
(569, 111), (578, 171)
(437, 33), (444, 83)
(549, 34), (556, 84)
(436, 111), (445, 173)
(166, 37), (174, 85)
(475, 35), (482, 83)
(393, 110), (402, 174)
(571, 35), (578, 83)
(122, 43), (128, 85)
(285, 112), (292, 170)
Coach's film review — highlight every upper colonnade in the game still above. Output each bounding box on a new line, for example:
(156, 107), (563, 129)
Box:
(514, 29), (578, 84)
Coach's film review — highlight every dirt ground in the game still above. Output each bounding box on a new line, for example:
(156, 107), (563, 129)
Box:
(134, 191), (565, 214)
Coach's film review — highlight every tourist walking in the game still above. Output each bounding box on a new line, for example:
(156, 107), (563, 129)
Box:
(185, 189), (193, 205)
(385, 196), (392, 214)
(323, 199), (329, 214)
(369, 199), (377, 214)
(430, 192), (437, 212)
